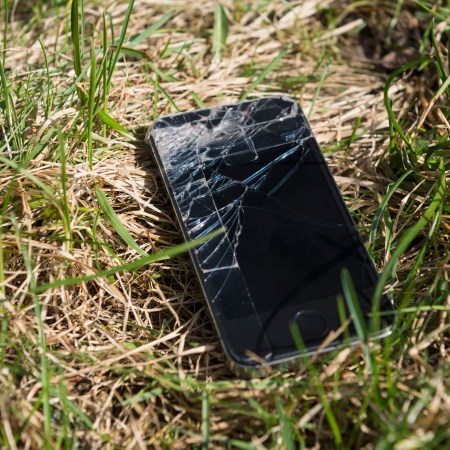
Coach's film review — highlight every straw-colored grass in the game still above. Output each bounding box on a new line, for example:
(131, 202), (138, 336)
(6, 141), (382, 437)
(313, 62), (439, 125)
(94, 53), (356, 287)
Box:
(1, 0), (449, 448)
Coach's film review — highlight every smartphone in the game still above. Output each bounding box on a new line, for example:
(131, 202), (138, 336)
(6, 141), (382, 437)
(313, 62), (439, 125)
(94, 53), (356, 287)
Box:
(147, 96), (394, 372)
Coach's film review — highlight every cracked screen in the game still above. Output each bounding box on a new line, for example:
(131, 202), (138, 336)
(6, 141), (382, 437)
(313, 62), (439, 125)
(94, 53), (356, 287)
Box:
(148, 97), (387, 363)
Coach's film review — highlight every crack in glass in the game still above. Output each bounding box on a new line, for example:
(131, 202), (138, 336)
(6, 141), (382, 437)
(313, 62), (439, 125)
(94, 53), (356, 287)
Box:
(149, 97), (349, 282)
(147, 97), (364, 361)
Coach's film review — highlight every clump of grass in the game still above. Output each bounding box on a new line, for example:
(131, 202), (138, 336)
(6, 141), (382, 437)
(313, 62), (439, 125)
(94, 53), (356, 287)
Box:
(0, 0), (449, 448)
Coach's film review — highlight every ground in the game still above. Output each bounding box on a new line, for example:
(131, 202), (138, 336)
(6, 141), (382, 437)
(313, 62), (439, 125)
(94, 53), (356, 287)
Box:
(0, 0), (449, 449)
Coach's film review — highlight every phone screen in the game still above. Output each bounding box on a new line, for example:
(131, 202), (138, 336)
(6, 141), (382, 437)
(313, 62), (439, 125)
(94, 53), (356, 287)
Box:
(150, 97), (393, 365)
(205, 138), (374, 319)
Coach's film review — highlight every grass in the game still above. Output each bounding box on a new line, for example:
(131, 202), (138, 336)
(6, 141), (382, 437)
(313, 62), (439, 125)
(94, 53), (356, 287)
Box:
(0, 0), (449, 448)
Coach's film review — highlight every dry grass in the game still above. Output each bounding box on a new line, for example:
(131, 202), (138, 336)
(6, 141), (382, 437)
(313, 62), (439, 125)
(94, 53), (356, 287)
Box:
(1, 0), (449, 448)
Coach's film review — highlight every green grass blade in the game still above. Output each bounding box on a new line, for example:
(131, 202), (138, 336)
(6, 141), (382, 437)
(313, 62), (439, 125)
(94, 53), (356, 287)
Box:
(102, 11), (108, 138)
(307, 57), (331, 119)
(153, 78), (180, 111)
(341, 269), (367, 340)
(428, 70), (450, 105)
(38, 39), (52, 119)
(2, 0), (8, 67)
(289, 323), (344, 445)
(70, 0), (85, 104)
(96, 189), (148, 257)
(0, 226), (6, 368)
(126, 10), (175, 48)
(51, 383), (94, 431)
(35, 227), (225, 293)
(114, 46), (179, 82)
(240, 46), (290, 100)
(79, 0), (85, 57)
(0, 57), (11, 132)
(21, 128), (57, 168)
(345, 116), (361, 155)
(368, 169), (413, 257)
(106, 0), (135, 87)
(87, 41), (96, 170)
(190, 92), (206, 108)
(276, 398), (295, 450)
(201, 390), (210, 450)
(147, 60), (178, 82)
(97, 109), (129, 134)
(70, 0), (86, 105)
(337, 295), (351, 342)
(57, 129), (71, 245)
(430, 21), (449, 89)
(96, 0), (137, 135)
(383, 56), (428, 151)
(341, 268), (374, 372)
(415, 1), (450, 25)
(116, 45), (148, 59)
(213, 3), (228, 59)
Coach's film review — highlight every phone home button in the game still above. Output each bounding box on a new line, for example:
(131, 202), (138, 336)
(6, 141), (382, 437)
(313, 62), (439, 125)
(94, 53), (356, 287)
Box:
(293, 310), (328, 343)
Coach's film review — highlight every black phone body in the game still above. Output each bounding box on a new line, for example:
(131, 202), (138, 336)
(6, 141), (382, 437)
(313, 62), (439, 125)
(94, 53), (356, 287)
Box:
(147, 96), (394, 371)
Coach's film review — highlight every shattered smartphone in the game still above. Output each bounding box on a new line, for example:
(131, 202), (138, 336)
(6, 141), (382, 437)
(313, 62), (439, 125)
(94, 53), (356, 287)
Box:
(147, 96), (394, 372)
